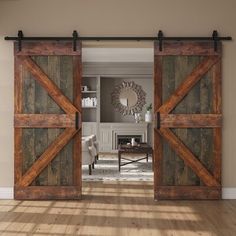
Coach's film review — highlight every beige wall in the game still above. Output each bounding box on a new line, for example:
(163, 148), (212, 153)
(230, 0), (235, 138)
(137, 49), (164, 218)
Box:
(0, 0), (236, 187)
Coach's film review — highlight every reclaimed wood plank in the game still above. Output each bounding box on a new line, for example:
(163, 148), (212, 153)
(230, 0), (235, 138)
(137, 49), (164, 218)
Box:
(159, 56), (220, 114)
(200, 67), (214, 181)
(185, 56), (201, 185)
(172, 56), (188, 186)
(21, 56), (78, 114)
(162, 56), (176, 185)
(22, 66), (35, 176)
(154, 41), (222, 56)
(158, 128), (220, 187)
(73, 56), (82, 187)
(14, 114), (75, 128)
(14, 57), (23, 183)
(161, 114), (222, 128)
(60, 56), (74, 186)
(14, 41), (81, 56)
(33, 56), (49, 186)
(155, 186), (221, 200)
(153, 56), (163, 189)
(47, 56), (62, 186)
(212, 59), (222, 184)
(17, 128), (77, 187)
(14, 186), (82, 200)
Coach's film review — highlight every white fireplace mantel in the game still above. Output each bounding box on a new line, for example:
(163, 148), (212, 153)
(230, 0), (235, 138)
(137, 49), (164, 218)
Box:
(99, 122), (148, 153)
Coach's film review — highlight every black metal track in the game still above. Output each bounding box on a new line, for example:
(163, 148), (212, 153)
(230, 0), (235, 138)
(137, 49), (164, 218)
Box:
(4, 30), (232, 52)
(4, 30), (232, 41)
(4, 36), (232, 41)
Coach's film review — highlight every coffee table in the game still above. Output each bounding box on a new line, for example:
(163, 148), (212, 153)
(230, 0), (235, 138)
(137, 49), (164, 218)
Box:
(118, 143), (153, 172)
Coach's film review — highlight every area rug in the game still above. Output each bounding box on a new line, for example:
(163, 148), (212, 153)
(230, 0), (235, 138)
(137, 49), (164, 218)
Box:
(82, 154), (153, 181)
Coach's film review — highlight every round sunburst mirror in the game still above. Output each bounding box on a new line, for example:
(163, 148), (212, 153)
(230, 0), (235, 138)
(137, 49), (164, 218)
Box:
(111, 81), (146, 116)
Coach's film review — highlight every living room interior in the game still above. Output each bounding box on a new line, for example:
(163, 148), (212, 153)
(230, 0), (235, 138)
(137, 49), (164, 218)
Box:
(81, 66), (154, 181)
(1, 0), (236, 235)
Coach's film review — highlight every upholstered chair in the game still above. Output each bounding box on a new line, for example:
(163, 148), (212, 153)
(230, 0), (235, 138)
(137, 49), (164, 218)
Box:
(89, 135), (99, 161)
(82, 139), (95, 175)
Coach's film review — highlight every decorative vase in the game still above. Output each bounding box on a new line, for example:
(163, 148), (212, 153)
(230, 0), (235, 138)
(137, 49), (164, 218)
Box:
(131, 138), (137, 146)
(145, 110), (152, 123)
(134, 113), (141, 123)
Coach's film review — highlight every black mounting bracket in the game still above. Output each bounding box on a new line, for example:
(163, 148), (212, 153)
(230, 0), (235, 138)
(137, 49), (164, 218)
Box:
(17, 30), (24, 52)
(157, 30), (163, 51)
(212, 30), (218, 52)
(72, 30), (78, 51)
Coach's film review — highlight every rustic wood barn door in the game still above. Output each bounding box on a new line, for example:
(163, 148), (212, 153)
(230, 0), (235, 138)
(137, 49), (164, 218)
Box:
(14, 42), (82, 199)
(154, 41), (222, 200)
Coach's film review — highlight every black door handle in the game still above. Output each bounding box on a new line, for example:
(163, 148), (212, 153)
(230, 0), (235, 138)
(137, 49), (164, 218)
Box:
(75, 112), (79, 130)
(157, 112), (160, 129)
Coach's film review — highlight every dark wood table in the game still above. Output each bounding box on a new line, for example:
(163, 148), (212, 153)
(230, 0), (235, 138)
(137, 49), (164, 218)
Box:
(118, 143), (153, 171)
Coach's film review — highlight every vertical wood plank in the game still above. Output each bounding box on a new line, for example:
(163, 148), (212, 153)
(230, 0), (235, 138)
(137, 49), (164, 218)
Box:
(185, 56), (201, 185)
(14, 57), (23, 184)
(154, 55), (163, 194)
(162, 56), (176, 185)
(212, 58), (222, 184)
(73, 55), (82, 188)
(22, 66), (35, 177)
(60, 56), (73, 186)
(34, 56), (49, 186)
(200, 66), (213, 183)
(47, 56), (61, 186)
(173, 56), (188, 185)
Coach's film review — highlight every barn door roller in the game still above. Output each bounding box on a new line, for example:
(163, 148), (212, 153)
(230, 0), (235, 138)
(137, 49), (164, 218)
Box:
(5, 30), (232, 52)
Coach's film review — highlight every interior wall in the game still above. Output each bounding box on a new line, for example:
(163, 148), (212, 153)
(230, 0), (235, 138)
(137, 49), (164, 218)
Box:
(0, 0), (236, 188)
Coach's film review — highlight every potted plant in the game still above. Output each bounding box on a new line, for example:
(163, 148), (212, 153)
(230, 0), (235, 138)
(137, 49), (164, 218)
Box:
(145, 103), (152, 123)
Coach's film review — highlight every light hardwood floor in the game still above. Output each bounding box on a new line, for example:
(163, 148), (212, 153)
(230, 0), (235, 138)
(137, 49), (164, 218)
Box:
(0, 182), (236, 236)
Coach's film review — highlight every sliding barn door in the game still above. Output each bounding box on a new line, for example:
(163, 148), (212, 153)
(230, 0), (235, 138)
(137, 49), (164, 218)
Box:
(154, 41), (222, 200)
(14, 42), (82, 199)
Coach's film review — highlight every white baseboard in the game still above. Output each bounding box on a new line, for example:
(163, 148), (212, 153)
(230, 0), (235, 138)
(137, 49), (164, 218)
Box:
(0, 187), (236, 200)
(0, 187), (13, 199)
(222, 188), (236, 199)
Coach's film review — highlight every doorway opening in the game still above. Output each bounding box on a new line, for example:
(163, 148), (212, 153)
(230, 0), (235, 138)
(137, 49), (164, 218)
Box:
(81, 54), (154, 183)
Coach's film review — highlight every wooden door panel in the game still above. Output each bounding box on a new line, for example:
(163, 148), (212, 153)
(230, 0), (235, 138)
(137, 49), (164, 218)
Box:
(21, 128), (74, 186)
(161, 128), (214, 186)
(18, 128), (76, 187)
(160, 55), (216, 187)
(21, 56), (77, 114)
(159, 56), (219, 114)
(20, 55), (75, 187)
(154, 41), (222, 200)
(14, 42), (82, 199)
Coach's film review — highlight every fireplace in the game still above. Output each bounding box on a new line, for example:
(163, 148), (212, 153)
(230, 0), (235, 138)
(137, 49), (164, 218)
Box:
(117, 135), (142, 146)
(108, 123), (148, 151)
